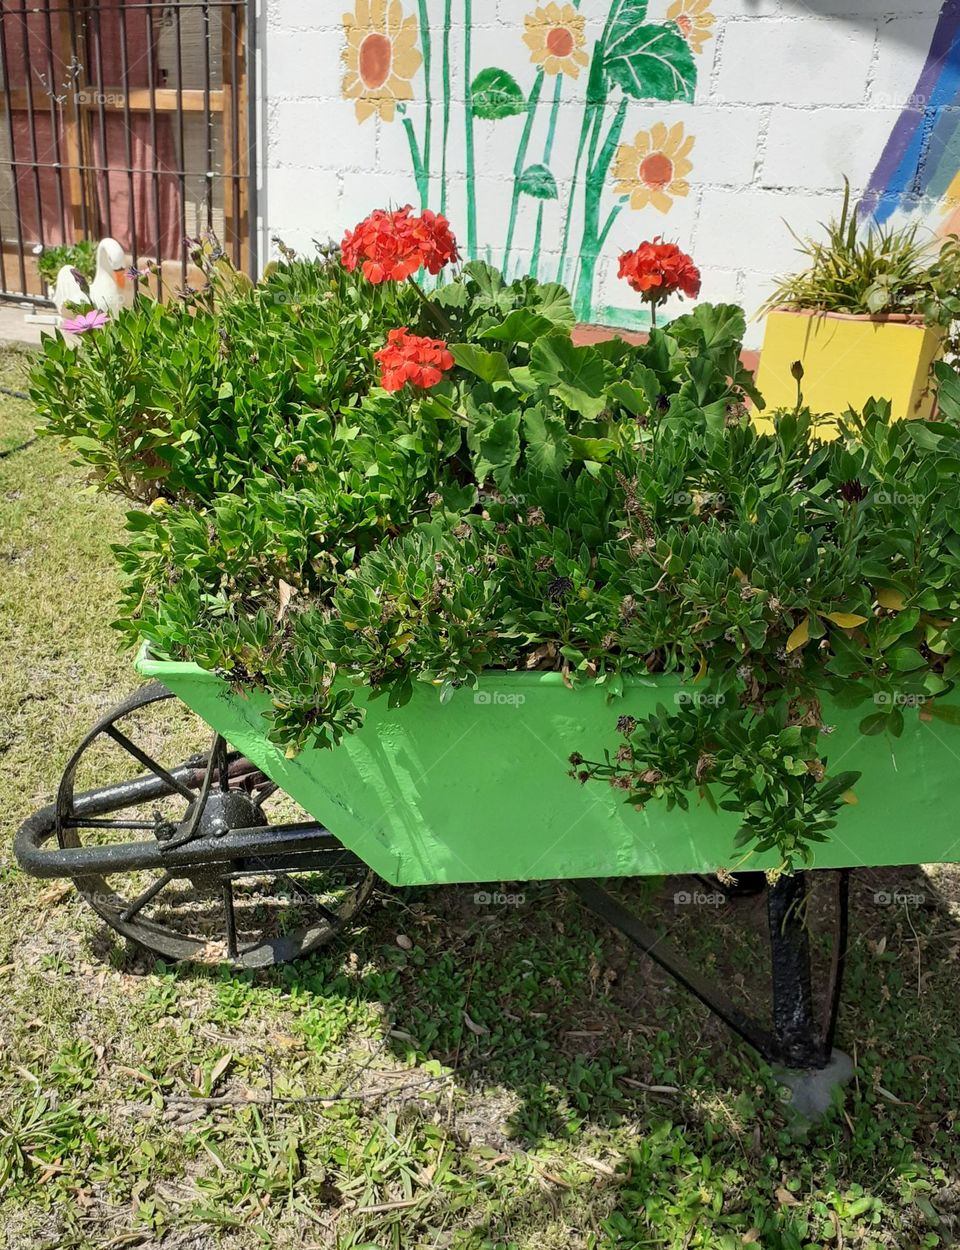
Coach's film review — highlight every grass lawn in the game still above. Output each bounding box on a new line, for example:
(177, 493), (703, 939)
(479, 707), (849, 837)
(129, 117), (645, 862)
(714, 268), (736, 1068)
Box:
(2, 344), (960, 1249)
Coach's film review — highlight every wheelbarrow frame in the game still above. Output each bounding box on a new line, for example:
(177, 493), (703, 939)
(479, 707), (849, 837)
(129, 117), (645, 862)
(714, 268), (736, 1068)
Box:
(15, 677), (853, 1081)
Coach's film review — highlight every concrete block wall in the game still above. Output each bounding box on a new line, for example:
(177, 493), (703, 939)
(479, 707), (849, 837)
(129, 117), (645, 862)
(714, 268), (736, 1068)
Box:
(260, 0), (955, 345)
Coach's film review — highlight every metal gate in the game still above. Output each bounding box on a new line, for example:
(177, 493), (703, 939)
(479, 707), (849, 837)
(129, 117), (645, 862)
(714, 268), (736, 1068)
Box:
(0, 0), (256, 302)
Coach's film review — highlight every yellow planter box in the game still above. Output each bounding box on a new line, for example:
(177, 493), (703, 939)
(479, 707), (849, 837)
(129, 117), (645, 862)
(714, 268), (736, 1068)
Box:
(754, 308), (944, 438)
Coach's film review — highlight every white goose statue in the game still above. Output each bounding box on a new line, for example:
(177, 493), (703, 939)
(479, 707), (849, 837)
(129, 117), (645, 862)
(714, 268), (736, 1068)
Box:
(52, 237), (126, 318)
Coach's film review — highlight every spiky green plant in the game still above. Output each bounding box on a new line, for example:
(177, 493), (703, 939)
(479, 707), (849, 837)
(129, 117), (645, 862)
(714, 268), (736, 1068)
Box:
(764, 180), (960, 324)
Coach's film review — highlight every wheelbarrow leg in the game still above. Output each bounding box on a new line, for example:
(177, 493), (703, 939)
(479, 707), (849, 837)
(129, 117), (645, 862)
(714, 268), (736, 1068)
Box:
(572, 869), (856, 1120)
(768, 871), (823, 1068)
(767, 869), (854, 1120)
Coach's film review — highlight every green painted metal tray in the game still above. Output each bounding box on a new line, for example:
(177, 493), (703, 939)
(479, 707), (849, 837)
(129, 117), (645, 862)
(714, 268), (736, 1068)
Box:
(136, 648), (960, 886)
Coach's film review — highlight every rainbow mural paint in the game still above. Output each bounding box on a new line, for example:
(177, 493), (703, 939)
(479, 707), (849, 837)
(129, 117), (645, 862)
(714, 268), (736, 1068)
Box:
(864, 0), (960, 233)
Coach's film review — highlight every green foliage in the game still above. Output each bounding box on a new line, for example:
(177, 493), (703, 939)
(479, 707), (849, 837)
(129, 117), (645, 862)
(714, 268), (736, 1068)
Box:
(765, 179), (960, 327)
(35, 239), (97, 287)
(31, 248), (960, 866)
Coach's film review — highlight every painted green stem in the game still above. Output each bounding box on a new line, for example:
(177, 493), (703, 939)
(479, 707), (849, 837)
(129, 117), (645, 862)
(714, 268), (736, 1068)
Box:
(556, 92), (594, 286)
(597, 202), (622, 252)
(402, 115), (427, 208)
(464, 0), (476, 257)
(556, 29), (609, 288)
(440, 0), (452, 217)
(503, 70), (544, 277)
(416, 0), (432, 210)
(531, 72), (564, 279)
(573, 98), (628, 320)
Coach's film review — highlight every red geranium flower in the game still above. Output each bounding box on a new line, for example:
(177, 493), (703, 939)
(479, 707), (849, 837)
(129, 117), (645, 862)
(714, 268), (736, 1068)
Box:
(618, 238), (701, 303)
(341, 206), (459, 284)
(375, 327), (455, 392)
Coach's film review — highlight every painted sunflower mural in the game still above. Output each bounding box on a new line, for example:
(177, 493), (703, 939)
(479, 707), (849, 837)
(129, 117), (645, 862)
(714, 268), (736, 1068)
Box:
(666, 0), (715, 55)
(523, 3), (590, 79)
(341, 0), (422, 124)
(342, 0), (714, 323)
(613, 122), (695, 213)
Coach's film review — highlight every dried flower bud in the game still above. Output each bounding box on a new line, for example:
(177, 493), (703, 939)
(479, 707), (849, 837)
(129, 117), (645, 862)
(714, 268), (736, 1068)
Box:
(839, 479), (867, 504)
(546, 576), (573, 603)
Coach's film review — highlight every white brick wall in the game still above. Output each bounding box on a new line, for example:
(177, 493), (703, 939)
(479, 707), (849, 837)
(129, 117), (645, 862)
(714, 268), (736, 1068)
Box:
(258, 0), (955, 346)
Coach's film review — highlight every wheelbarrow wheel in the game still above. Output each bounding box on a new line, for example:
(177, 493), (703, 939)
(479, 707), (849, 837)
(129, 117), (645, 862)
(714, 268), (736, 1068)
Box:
(24, 682), (376, 969)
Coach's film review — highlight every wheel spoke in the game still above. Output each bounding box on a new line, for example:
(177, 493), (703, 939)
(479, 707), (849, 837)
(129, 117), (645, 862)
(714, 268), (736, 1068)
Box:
(222, 878), (239, 960)
(104, 725), (196, 802)
(275, 872), (341, 927)
(215, 736), (230, 794)
(63, 818), (161, 831)
(120, 870), (175, 922)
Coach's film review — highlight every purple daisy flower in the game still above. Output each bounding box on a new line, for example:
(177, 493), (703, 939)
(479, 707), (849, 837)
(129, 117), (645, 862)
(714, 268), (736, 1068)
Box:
(62, 309), (109, 335)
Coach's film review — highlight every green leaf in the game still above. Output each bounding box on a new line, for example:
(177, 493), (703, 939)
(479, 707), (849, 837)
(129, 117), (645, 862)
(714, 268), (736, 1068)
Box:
(859, 710), (890, 736)
(568, 435), (617, 462)
(905, 422), (944, 453)
(471, 67), (526, 120)
(887, 646), (926, 672)
(929, 702), (960, 726)
(527, 282), (576, 327)
(517, 163), (558, 200)
(603, 23), (696, 103)
(609, 380), (650, 417)
(467, 408), (522, 485)
(478, 309), (557, 344)
(523, 406), (570, 475)
(449, 343), (513, 384)
(934, 360), (960, 422)
(529, 333), (607, 418)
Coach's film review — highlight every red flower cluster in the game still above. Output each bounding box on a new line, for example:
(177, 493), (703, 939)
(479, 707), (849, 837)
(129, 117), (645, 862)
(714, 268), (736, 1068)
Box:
(341, 207), (459, 284)
(375, 327), (455, 392)
(618, 239), (701, 303)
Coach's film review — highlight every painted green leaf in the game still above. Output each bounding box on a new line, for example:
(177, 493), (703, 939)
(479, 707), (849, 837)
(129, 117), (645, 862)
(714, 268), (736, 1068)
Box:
(517, 163), (559, 200)
(603, 22), (697, 103)
(604, 0), (650, 54)
(471, 67), (526, 120)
